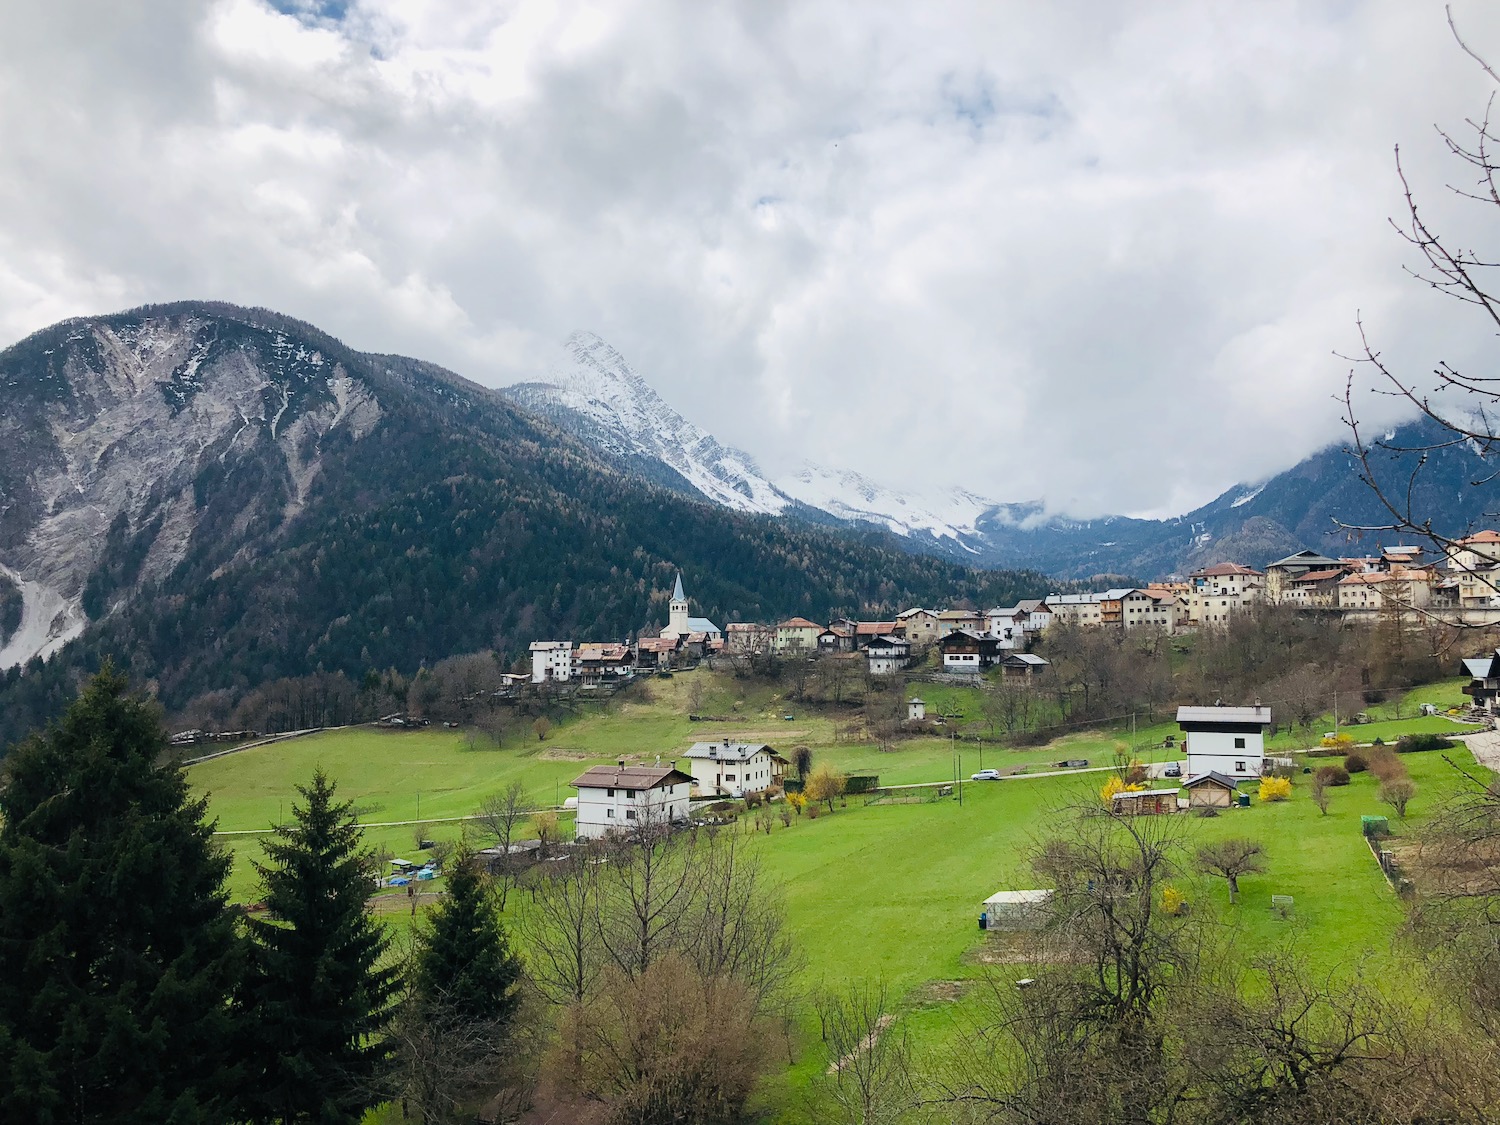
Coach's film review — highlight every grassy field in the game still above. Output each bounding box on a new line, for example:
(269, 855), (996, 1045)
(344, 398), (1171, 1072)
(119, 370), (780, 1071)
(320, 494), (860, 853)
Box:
(187, 668), (1490, 1120)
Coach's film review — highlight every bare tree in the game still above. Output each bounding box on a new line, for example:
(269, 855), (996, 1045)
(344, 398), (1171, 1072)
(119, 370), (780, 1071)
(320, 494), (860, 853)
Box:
(1380, 777), (1418, 818)
(815, 981), (913, 1125)
(596, 818), (703, 978)
(517, 844), (604, 1006)
(1196, 838), (1267, 905)
(476, 780), (529, 910)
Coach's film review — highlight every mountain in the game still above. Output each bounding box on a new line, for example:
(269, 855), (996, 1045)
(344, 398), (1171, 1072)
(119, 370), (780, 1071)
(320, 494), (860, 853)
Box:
(0, 302), (1051, 749)
(504, 332), (792, 515)
(503, 336), (1495, 578)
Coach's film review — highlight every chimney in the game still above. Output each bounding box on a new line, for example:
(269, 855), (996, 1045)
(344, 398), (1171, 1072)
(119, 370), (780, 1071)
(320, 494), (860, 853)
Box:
(669, 759), (676, 771)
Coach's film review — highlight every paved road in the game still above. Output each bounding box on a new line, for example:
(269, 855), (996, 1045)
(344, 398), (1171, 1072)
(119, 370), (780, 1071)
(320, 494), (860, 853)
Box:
(1457, 730), (1500, 772)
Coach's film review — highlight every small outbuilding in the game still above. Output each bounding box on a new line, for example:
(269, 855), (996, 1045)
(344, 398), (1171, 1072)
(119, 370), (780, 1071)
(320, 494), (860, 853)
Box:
(1111, 788), (1180, 816)
(1182, 771), (1239, 809)
(981, 889), (1053, 930)
(907, 697), (926, 721)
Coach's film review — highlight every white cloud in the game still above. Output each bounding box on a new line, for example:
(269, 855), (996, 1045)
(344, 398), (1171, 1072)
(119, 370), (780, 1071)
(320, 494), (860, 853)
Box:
(3, 0), (1500, 517)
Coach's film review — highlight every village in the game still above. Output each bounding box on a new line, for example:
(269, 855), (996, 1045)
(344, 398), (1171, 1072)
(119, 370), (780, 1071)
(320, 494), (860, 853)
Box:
(526, 533), (1500, 689)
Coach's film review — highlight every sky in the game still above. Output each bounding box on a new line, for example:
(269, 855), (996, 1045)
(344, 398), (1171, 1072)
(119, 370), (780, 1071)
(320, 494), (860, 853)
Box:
(3, 1), (1500, 519)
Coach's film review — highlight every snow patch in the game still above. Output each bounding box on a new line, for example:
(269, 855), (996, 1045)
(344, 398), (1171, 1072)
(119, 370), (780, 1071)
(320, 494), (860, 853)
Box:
(1229, 483), (1266, 508)
(0, 564), (85, 671)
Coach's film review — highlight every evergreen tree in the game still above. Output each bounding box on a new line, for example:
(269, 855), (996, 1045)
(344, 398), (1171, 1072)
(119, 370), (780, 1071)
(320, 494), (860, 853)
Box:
(0, 664), (243, 1124)
(240, 769), (400, 1124)
(414, 846), (522, 1026)
(397, 845), (524, 1123)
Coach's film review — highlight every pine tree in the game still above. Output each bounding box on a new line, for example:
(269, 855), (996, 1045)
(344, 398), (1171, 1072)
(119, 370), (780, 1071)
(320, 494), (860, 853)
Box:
(0, 664), (243, 1124)
(240, 769), (400, 1124)
(398, 845), (524, 1123)
(415, 846), (522, 1024)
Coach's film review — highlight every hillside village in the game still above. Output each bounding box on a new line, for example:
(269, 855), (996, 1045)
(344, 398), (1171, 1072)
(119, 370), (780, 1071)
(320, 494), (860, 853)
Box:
(528, 533), (1500, 687)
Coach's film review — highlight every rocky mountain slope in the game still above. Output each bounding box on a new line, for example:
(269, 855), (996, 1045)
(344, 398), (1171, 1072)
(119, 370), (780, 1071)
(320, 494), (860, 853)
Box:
(0, 302), (1049, 749)
(504, 335), (1493, 578)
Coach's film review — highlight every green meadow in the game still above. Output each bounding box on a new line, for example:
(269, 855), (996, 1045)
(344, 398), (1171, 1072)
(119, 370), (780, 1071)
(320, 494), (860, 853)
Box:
(188, 669), (1488, 1118)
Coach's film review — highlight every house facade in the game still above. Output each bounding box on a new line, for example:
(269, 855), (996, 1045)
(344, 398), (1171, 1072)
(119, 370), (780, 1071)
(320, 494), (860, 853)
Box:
(1463, 649), (1500, 713)
(1178, 705), (1272, 780)
(725, 622), (773, 653)
(529, 641), (574, 684)
(937, 609), (985, 638)
(895, 608), (941, 648)
(1186, 563), (1264, 626)
(684, 739), (786, 798)
(866, 635), (912, 675)
(575, 643), (633, 685)
(571, 762), (694, 839)
(774, 617), (823, 653)
(938, 629), (1000, 673)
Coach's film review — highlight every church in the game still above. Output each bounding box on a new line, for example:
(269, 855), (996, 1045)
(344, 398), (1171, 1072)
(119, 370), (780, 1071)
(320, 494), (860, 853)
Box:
(660, 572), (722, 641)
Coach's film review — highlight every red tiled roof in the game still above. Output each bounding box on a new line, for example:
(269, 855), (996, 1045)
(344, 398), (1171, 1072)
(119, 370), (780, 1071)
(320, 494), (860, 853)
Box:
(778, 617), (822, 629)
(855, 621), (897, 634)
(1461, 530), (1500, 544)
(1295, 569), (1346, 582)
(572, 765), (693, 790)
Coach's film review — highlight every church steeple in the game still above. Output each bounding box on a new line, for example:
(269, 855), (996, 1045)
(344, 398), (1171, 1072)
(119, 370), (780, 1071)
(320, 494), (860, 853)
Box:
(668, 571), (690, 637)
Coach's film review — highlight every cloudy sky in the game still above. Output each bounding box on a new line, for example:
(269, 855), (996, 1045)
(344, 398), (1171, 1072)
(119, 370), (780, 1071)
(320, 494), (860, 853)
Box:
(4, 1), (1500, 518)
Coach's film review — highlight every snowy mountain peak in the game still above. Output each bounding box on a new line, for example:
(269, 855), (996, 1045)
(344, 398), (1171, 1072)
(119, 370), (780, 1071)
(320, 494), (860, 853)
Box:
(501, 331), (1025, 550)
(503, 334), (791, 516)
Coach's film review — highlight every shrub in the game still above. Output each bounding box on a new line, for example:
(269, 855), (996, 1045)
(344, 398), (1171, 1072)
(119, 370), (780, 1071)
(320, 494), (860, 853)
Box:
(1368, 748), (1407, 782)
(1315, 765), (1351, 787)
(1100, 775), (1146, 803)
(785, 791), (806, 816)
(1319, 732), (1355, 750)
(1162, 886), (1188, 916)
(1372, 737), (1385, 746)
(1345, 752), (1368, 773)
(1380, 777), (1417, 818)
(1396, 732), (1455, 754)
(1258, 776), (1293, 803)
(805, 803), (821, 820)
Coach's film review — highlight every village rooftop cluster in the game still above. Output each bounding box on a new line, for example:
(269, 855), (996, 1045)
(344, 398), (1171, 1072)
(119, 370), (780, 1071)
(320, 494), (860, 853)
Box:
(528, 537), (1500, 688)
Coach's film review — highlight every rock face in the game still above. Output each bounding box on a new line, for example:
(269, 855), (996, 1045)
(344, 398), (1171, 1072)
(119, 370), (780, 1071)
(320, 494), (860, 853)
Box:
(0, 307), (380, 668)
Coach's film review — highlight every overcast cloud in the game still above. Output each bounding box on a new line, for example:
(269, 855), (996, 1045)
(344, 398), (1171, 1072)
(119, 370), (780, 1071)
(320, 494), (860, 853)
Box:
(3, 1), (1500, 518)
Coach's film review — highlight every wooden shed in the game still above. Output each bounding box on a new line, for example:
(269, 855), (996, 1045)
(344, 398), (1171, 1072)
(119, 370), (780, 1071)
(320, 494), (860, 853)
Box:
(1111, 788), (1181, 816)
(1182, 771), (1239, 809)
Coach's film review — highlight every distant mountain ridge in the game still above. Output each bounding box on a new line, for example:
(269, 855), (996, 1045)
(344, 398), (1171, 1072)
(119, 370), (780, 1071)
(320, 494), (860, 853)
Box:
(0, 302), (1052, 749)
(504, 335), (1494, 577)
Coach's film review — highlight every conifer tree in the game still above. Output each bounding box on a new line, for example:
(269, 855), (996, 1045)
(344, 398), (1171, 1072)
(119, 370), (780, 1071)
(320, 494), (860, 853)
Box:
(240, 769), (400, 1124)
(415, 846), (522, 1026)
(396, 845), (524, 1123)
(0, 664), (243, 1124)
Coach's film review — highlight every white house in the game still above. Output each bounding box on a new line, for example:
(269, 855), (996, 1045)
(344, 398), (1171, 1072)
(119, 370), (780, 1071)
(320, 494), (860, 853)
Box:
(530, 640), (574, 684)
(684, 739), (786, 797)
(865, 635), (912, 675)
(1177, 705), (1272, 780)
(571, 761), (694, 839)
(984, 606), (1028, 649)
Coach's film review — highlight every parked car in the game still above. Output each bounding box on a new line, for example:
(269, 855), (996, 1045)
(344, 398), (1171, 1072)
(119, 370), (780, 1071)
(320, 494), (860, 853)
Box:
(971, 769), (1001, 781)
(1163, 763), (1182, 778)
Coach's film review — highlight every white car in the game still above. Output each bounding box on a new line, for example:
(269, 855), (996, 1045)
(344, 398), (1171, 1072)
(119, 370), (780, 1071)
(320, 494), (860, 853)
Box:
(971, 769), (1001, 781)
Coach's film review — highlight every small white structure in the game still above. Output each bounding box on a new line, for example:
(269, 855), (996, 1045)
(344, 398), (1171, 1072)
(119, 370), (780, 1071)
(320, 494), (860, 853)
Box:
(907, 697), (926, 721)
(981, 889), (1053, 930)
(529, 640), (574, 684)
(684, 739), (786, 797)
(1177, 705), (1272, 781)
(571, 761), (693, 839)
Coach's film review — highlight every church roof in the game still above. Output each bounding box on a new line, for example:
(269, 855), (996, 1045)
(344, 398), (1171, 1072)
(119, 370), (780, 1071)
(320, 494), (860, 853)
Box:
(673, 571), (686, 601)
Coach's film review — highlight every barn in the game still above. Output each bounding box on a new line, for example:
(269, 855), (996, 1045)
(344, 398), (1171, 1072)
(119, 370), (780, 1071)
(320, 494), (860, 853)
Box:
(1111, 788), (1180, 816)
(1182, 771), (1239, 809)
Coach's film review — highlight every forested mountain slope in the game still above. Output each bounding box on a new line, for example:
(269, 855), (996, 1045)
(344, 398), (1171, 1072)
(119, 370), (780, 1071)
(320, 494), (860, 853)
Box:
(0, 302), (1048, 749)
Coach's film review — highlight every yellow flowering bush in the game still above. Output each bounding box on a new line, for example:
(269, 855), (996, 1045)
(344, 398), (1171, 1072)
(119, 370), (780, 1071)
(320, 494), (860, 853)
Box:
(1258, 776), (1292, 802)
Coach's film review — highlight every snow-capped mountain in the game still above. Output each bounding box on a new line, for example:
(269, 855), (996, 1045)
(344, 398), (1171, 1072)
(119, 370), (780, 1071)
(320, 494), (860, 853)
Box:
(502, 331), (1017, 546)
(773, 463), (1002, 551)
(503, 332), (791, 516)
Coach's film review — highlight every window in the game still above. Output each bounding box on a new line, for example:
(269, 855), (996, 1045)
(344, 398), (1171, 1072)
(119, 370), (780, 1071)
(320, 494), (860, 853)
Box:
(725, 774), (735, 782)
(625, 809), (636, 820)
(1234, 737), (1245, 749)
(626, 789), (636, 798)
(607, 808), (615, 818)
(606, 788), (615, 797)
(1235, 761), (1246, 772)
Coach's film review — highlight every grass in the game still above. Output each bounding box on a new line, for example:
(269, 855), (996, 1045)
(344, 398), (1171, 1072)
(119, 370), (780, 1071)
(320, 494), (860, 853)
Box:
(187, 668), (1489, 1119)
